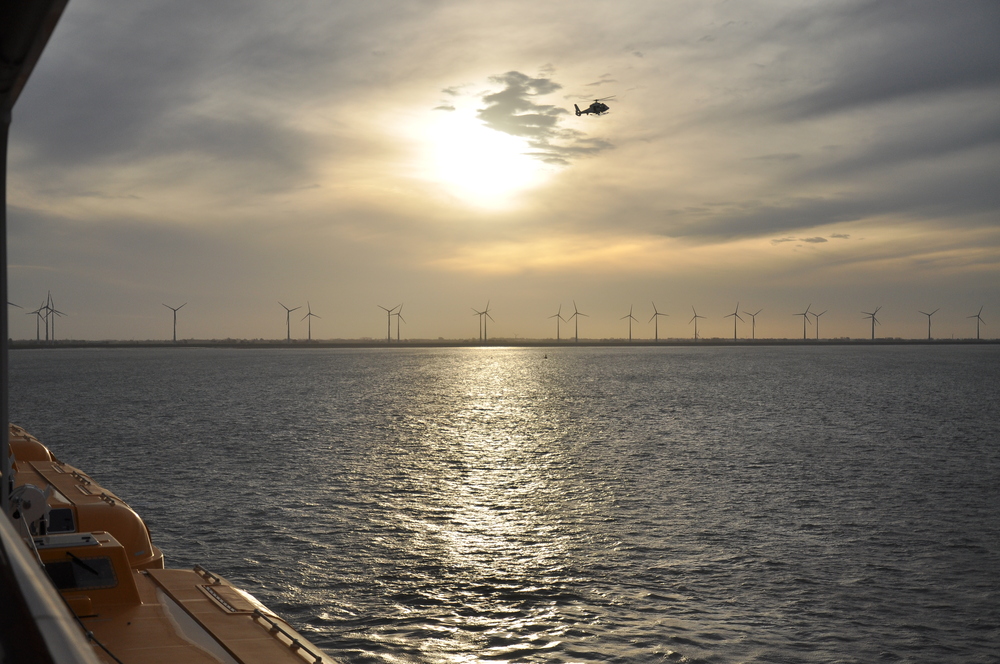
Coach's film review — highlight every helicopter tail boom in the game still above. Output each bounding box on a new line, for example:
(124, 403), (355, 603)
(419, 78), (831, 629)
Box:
(574, 103), (582, 116)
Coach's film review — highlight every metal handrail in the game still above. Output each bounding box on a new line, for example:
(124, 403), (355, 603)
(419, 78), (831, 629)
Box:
(252, 609), (325, 664)
(192, 564), (222, 585)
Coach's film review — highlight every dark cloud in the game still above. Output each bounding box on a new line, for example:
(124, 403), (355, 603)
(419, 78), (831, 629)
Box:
(670, 160), (1000, 240)
(477, 72), (564, 138)
(777, 0), (1000, 118)
(750, 153), (801, 162)
(804, 112), (1000, 179)
(13, 0), (406, 183)
(476, 71), (612, 165)
(801, 237), (827, 243)
(585, 74), (616, 88)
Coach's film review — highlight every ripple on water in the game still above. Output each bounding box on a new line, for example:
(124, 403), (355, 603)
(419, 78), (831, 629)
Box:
(9, 346), (1000, 662)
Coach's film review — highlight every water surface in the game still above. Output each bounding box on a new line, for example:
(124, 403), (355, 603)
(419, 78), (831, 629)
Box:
(10, 346), (1000, 663)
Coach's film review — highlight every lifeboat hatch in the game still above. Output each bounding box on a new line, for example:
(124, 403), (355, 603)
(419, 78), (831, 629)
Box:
(200, 584), (257, 613)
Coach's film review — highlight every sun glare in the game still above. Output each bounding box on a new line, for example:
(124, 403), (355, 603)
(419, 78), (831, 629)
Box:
(424, 107), (552, 209)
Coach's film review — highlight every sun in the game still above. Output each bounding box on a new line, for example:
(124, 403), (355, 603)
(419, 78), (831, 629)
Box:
(423, 105), (553, 209)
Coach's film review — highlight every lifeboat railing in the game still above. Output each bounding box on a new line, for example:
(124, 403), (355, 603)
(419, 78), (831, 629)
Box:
(251, 608), (325, 664)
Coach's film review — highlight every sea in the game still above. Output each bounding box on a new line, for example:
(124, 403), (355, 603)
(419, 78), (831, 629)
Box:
(8, 345), (1000, 663)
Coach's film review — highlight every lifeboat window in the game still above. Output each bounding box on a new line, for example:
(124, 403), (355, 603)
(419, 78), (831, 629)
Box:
(48, 508), (75, 533)
(44, 555), (117, 590)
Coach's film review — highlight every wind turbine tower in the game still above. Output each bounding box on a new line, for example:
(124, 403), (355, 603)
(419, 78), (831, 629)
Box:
(549, 304), (566, 341)
(481, 301), (494, 342)
(862, 306), (881, 340)
(919, 308), (939, 340)
(811, 310), (827, 340)
(27, 304), (45, 341)
(621, 305), (638, 341)
(689, 306), (706, 340)
(394, 304), (405, 342)
(378, 304), (399, 342)
(40, 291), (54, 341)
(45, 292), (65, 342)
(745, 309), (762, 340)
(968, 306), (986, 340)
(279, 302), (301, 341)
(794, 304), (812, 340)
(471, 307), (484, 341)
(301, 302), (320, 341)
(649, 302), (668, 342)
(163, 302), (186, 342)
(724, 302), (743, 340)
(568, 301), (588, 343)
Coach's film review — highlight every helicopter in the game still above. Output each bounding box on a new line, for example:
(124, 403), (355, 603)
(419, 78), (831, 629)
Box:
(574, 95), (615, 116)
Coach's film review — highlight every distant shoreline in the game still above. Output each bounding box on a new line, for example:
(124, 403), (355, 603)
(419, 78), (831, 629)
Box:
(9, 338), (998, 349)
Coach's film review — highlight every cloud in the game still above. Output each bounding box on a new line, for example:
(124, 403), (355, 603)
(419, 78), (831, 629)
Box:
(770, 235), (829, 246)
(475, 71), (613, 166)
(750, 153), (801, 162)
(585, 74), (616, 88)
(776, 0), (1000, 118)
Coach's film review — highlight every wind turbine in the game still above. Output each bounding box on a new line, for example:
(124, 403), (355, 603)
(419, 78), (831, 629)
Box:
(548, 304), (566, 341)
(378, 304), (399, 342)
(49, 309), (65, 341)
(968, 306), (986, 340)
(163, 302), (186, 342)
(862, 306), (881, 340)
(45, 292), (65, 342)
(919, 308), (939, 340)
(27, 304), (45, 341)
(649, 302), (668, 342)
(394, 303), (405, 342)
(471, 306), (484, 341)
(481, 301), (494, 342)
(689, 306), (706, 340)
(621, 305), (638, 341)
(794, 304), (812, 340)
(724, 302), (743, 340)
(810, 310), (827, 340)
(745, 308), (762, 340)
(40, 292), (54, 341)
(301, 302), (320, 341)
(279, 302), (301, 341)
(568, 301), (588, 342)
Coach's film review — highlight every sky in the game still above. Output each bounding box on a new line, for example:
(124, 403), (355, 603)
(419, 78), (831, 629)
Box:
(7, 0), (1000, 341)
